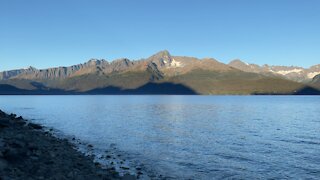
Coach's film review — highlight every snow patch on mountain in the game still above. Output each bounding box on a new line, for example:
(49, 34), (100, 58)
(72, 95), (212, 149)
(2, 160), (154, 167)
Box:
(275, 69), (303, 75)
(308, 72), (320, 78)
(169, 58), (183, 68)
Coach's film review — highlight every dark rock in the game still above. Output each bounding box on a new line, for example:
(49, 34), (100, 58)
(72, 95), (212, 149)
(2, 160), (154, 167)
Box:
(0, 158), (8, 171)
(30, 155), (39, 160)
(77, 162), (84, 167)
(27, 143), (38, 151)
(0, 110), (5, 116)
(0, 139), (4, 148)
(108, 167), (116, 171)
(67, 171), (74, 178)
(16, 121), (26, 126)
(28, 123), (42, 130)
(94, 162), (101, 167)
(122, 174), (136, 180)
(10, 141), (25, 149)
(44, 160), (54, 165)
(0, 120), (9, 128)
(3, 148), (27, 163)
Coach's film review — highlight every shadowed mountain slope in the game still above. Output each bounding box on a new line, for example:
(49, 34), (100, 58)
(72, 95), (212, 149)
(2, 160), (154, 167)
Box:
(166, 69), (306, 95)
(293, 86), (320, 95)
(310, 74), (320, 89)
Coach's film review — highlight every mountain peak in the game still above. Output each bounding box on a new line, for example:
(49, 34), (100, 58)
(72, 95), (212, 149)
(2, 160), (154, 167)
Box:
(229, 59), (248, 66)
(309, 64), (320, 70)
(151, 50), (171, 58)
(111, 58), (131, 64)
(23, 66), (37, 71)
(85, 59), (107, 66)
(147, 50), (172, 68)
(110, 58), (133, 71)
(229, 59), (266, 73)
(157, 49), (170, 55)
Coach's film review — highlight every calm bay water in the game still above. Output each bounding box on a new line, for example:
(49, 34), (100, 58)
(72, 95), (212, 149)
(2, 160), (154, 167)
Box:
(0, 95), (319, 179)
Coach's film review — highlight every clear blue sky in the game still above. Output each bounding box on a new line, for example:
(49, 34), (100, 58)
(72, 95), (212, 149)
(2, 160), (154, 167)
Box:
(1, 0), (320, 71)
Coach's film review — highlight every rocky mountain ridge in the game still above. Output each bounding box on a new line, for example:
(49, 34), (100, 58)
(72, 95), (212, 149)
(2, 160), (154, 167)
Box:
(1, 50), (319, 95)
(0, 50), (236, 81)
(229, 60), (320, 82)
(2, 51), (319, 82)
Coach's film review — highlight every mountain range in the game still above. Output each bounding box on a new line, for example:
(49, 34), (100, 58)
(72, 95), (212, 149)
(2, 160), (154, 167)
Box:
(1, 50), (320, 95)
(229, 60), (320, 82)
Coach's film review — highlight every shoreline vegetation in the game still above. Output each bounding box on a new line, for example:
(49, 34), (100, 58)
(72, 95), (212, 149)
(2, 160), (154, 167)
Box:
(0, 109), (136, 180)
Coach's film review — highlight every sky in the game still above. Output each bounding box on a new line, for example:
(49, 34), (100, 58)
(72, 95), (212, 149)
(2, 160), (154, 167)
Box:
(1, 0), (320, 71)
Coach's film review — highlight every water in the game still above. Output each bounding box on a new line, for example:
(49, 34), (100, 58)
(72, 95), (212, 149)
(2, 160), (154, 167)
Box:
(0, 95), (320, 179)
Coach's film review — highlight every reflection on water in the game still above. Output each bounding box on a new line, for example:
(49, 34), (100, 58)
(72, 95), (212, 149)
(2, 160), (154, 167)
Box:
(0, 95), (320, 179)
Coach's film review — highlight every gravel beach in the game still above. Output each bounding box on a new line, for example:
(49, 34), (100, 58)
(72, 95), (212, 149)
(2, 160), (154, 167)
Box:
(0, 109), (135, 180)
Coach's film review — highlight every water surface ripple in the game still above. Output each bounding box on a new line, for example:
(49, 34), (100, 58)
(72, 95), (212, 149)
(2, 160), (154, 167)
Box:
(0, 96), (319, 179)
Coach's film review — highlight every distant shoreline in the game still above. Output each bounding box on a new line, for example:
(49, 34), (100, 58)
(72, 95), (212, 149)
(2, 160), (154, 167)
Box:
(0, 94), (320, 96)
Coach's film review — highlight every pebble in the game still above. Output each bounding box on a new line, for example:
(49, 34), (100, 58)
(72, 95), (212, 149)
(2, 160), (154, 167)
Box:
(120, 166), (130, 170)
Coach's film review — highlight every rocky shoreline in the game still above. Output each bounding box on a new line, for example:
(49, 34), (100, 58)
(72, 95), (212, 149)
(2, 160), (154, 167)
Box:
(0, 109), (135, 180)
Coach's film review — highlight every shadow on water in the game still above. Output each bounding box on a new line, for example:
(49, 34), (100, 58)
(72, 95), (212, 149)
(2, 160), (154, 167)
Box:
(86, 82), (198, 95)
(0, 84), (74, 95)
(251, 86), (320, 95)
(0, 82), (198, 95)
(2, 82), (320, 95)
